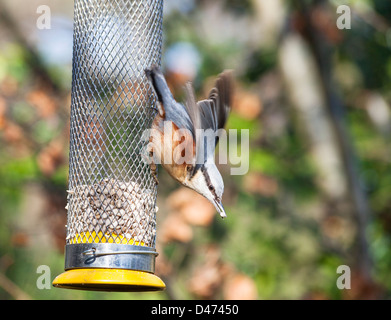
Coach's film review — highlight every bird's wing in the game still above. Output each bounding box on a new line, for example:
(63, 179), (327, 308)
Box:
(198, 70), (233, 133)
(183, 83), (201, 137)
(184, 70), (233, 165)
(184, 71), (233, 134)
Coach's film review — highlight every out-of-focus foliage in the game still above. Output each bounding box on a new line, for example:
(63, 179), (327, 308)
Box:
(0, 0), (390, 300)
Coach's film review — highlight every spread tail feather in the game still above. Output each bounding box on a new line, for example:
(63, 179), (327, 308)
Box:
(145, 65), (175, 117)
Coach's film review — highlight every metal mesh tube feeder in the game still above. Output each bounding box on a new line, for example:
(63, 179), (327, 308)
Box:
(53, 0), (165, 292)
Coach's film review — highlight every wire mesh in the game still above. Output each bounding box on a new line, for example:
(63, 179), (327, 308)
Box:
(65, 0), (163, 248)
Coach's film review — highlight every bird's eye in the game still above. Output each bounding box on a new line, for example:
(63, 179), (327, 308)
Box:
(186, 165), (193, 172)
(208, 185), (215, 192)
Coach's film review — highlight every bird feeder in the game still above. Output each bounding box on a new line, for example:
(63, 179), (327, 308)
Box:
(53, 0), (165, 291)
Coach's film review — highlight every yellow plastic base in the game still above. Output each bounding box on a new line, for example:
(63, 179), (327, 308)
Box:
(52, 268), (166, 292)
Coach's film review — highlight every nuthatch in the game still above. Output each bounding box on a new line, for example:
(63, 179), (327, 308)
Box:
(145, 66), (233, 218)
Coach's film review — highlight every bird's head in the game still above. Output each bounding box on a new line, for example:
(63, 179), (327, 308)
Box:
(183, 161), (226, 218)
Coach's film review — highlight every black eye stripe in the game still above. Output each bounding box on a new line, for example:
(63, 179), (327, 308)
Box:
(201, 166), (218, 198)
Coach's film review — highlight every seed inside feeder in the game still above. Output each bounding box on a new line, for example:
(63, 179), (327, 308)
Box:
(66, 179), (157, 246)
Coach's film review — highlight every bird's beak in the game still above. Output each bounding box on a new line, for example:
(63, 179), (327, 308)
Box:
(213, 199), (226, 218)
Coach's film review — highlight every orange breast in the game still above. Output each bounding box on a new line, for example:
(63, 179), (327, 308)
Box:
(150, 115), (196, 182)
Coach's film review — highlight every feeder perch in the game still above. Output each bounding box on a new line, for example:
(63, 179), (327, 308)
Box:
(53, 0), (165, 291)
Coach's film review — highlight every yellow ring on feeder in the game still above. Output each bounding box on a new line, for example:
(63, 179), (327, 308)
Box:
(52, 268), (166, 292)
(69, 231), (143, 245)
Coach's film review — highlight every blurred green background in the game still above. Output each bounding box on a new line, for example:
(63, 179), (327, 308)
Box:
(0, 0), (391, 300)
